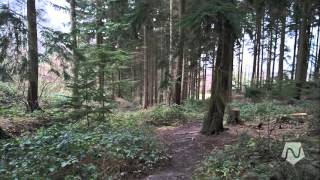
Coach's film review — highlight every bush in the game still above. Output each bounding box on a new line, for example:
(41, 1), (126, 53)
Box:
(244, 86), (265, 102)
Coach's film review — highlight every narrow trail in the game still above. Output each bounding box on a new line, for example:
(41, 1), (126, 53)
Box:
(144, 120), (307, 180)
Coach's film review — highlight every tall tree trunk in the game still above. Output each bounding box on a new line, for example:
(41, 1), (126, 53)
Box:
(266, 17), (274, 89)
(143, 25), (150, 108)
(278, 15), (286, 83)
(259, 17), (265, 86)
(251, 11), (262, 86)
(70, 0), (80, 107)
(202, 61), (206, 100)
(96, 0), (105, 119)
(291, 28), (298, 80)
(313, 25), (320, 79)
(211, 39), (217, 94)
(272, 25), (278, 84)
(174, 0), (185, 105)
(295, 1), (312, 99)
(168, 0), (174, 104)
(240, 37), (244, 91)
(27, 0), (39, 111)
(181, 54), (189, 101)
(196, 58), (201, 100)
(201, 17), (234, 135)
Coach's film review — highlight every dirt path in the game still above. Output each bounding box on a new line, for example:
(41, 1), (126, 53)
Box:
(144, 120), (307, 180)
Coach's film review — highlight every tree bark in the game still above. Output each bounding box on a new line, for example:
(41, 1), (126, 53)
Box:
(251, 11), (262, 86)
(266, 16), (274, 89)
(27, 0), (40, 111)
(278, 15), (286, 83)
(295, 1), (312, 99)
(96, 0), (105, 119)
(168, 0), (174, 104)
(313, 25), (320, 79)
(201, 17), (234, 135)
(70, 0), (80, 107)
(271, 25), (278, 84)
(291, 28), (298, 80)
(143, 24), (150, 108)
(174, 0), (185, 105)
(202, 61), (206, 100)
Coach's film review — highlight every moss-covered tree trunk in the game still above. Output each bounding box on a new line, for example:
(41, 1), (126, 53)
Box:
(201, 17), (234, 135)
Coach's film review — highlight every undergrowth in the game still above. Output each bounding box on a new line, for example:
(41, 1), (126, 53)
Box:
(194, 134), (320, 180)
(230, 100), (314, 122)
(0, 117), (168, 179)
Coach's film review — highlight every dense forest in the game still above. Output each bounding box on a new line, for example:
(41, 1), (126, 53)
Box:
(0, 0), (320, 179)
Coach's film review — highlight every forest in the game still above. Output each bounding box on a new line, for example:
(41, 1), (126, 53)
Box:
(0, 0), (320, 179)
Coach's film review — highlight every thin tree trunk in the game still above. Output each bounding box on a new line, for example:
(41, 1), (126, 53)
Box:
(266, 17), (274, 89)
(96, 0), (105, 119)
(70, 0), (80, 107)
(202, 61), (206, 100)
(278, 15), (286, 83)
(143, 25), (150, 108)
(251, 11), (262, 86)
(240, 37), (244, 91)
(27, 0), (40, 111)
(259, 17), (265, 86)
(272, 25), (278, 84)
(313, 25), (320, 79)
(168, 0), (174, 104)
(291, 28), (298, 80)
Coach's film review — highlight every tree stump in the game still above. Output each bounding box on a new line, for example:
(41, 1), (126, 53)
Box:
(228, 108), (241, 124)
(0, 127), (11, 139)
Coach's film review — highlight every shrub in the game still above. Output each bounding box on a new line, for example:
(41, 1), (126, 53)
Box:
(244, 86), (265, 102)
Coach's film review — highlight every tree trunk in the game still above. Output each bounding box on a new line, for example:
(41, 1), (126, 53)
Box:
(181, 54), (188, 101)
(313, 25), (320, 79)
(174, 0), (185, 105)
(202, 62), (206, 100)
(240, 37), (244, 91)
(271, 25), (278, 84)
(278, 15), (286, 83)
(168, 0), (174, 104)
(70, 0), (80, 107)
(27, 0), (40, 111)
(291, 28), (298, 80)
(211, 37), (217, 93)
(96, 0), (105, 119)
(259, 17), (265, 86)
(251, 11), (262, 86)
(201, 17), (234, 135)
(143, 25), (150, 108)
(266, 17), (273, 89)
(295, 1), (312, 99)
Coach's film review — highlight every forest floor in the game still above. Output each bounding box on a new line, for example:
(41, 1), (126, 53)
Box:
(145, 118), (308, 180)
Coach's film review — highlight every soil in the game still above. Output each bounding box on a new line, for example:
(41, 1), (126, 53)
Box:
(0, 117), (51, 137)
